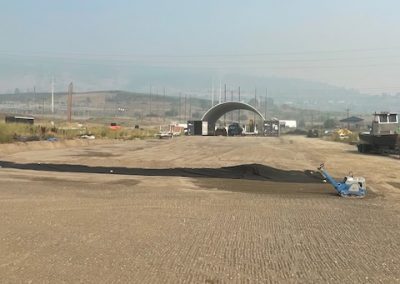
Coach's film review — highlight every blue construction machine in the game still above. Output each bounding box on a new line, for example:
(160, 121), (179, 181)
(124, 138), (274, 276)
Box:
(317, 164), (367, 198)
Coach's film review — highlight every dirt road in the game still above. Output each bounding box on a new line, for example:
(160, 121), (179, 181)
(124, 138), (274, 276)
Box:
(1, 136), (399, 283)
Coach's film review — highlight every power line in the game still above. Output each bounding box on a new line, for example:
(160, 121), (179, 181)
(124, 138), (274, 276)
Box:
(3, 52), (400, 64)
(1, 46), (400, 59)
(3, 50), (400, 71)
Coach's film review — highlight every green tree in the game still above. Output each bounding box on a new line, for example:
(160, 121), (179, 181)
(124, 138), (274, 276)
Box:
(323, 118), (337, 129)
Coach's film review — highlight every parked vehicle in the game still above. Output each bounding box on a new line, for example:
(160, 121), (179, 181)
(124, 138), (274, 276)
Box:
(228, 123), (243, 136)
(215, 127), (227, 136)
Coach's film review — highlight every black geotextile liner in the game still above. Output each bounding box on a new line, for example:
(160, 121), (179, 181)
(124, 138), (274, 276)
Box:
(0, 161), (324, 184)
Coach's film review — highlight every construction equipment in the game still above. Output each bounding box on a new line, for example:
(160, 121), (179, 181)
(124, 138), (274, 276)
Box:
(358, 112), (400, 154)
(307, 129), (319, 138)
(263, 119), (280, 137)
(335, 128), (352, 140)
(317, 164), (366, 198)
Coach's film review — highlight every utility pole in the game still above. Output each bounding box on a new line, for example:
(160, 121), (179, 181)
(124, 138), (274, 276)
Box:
(51, 77), (54, 114)
(224, 84), (226, 126)
(219, 79), (222, 104)
(149, 85), (152, 116)
(211, 80), (214, 107)
(189, 95), (192, 120)
(346, 108), (350, 129)
(231, 89), (233, 122)
(265, 88), (267, 119)
(238, 86), (241, 124)
(184, 94), (187, 121)
(33, 86), (36, 114)
(67, 82), (73, 123)
(163, 87), (166, 121)
(224, 84), (227, 102)
(254, 88), (257, 125)
(179, 92), (182, 120)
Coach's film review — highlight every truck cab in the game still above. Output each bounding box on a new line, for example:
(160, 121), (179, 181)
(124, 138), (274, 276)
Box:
(371, 112), (399, 135)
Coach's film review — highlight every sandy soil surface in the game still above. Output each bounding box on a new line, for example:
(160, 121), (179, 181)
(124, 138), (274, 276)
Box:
(0, 136), (399, 283)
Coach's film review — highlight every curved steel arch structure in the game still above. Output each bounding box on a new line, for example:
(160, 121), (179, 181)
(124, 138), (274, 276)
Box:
(201, 102), (265, 125)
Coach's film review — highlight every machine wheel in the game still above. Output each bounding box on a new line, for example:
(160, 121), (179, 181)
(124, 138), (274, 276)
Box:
(358, 144), (371, 153)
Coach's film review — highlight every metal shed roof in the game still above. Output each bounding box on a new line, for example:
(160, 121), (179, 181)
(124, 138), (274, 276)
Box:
(339, 116), (364, 123)
(201, 102), (265, 124)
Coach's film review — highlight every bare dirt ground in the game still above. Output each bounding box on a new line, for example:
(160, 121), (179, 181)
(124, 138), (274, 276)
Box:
(0, 136), (399, 283)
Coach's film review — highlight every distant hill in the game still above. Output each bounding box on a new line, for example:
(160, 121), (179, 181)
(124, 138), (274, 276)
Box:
(0, 89), (348, 128)
(0, 56), (399, 114)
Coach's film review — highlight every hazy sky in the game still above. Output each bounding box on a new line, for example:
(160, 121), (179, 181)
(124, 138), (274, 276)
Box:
(1, 0), (400, 93)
